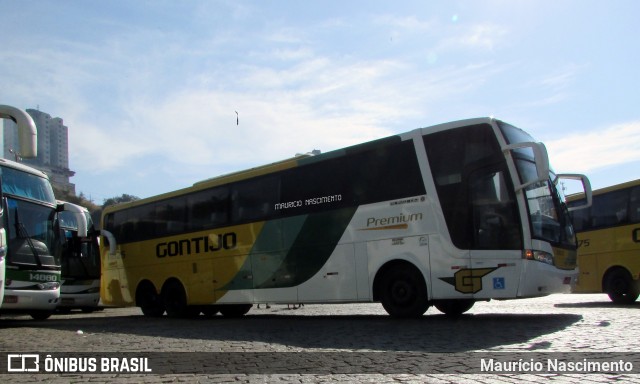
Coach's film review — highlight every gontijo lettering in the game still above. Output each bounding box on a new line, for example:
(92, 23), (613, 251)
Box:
(156, 232), (237, 258)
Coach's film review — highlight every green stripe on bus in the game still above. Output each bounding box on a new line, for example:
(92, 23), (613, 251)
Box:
(222, 207), (358, 291)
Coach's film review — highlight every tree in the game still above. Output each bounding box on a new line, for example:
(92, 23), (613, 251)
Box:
(102, 194), (140, 208)
(53, 188), (100, 212)
(52, 190), (139, 230)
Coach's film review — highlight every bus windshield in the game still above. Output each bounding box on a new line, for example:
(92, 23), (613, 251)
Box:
(1, 166), (56, 204)
(498, 122), (576, 248)
(5, 198), (59, 268)
(59, 209), (100, 280)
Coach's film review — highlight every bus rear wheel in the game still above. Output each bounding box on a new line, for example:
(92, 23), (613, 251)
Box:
(606, 269), (639, 304)
(162, 280), (198, 318)
(379, 264), (430, 318)
(434, 299), (475, 316)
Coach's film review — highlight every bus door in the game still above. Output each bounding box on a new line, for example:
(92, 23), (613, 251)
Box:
(467, 165), (523, 299)
(423, 122), (523, 300)
(430, 163), (522, 300)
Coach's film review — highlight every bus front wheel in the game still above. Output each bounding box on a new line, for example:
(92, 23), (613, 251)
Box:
(379, 264), (430, 318)
(30, 311), (53, 320)
(605, 269), (639, 304)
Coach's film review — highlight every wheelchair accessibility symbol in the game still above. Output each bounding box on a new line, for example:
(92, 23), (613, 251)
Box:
(493, 277), (505, 290)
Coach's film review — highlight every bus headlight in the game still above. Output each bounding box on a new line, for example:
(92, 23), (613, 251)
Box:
(36, 282), (60, 290)
(524, 249), (554, 266)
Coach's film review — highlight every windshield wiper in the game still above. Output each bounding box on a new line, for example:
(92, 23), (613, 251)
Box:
(14, 209), (43, 267)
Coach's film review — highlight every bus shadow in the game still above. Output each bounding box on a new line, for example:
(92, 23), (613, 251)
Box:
(555, 301), (640, 309)
(0, 311), (582, 353)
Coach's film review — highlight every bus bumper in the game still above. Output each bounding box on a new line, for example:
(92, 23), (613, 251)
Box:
(59, 280), (101, 309)
(519, 260), (578, 297)
(59, 293), (101, 309)
(1, 289), (60, 311)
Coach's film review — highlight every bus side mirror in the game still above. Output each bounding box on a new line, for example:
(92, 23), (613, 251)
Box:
(57, 202), (88, 238)
(503, 142), (550, 191)
(101, 229), (117, 256)
(554, 173), (592, 211)
(0, 105), (37, 158)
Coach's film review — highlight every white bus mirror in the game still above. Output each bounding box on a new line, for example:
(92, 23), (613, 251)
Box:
(61, 202), (88, 238)
(503, 141), (550, 191)
(0, 105), (38, 158)
(555, 173), (592, 211)
(101, 229), (117, 256)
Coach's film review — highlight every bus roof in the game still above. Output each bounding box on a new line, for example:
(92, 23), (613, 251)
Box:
(567, 178), (640, 201)
(103, 117), (503, 213)
(193, 153), (313, 188)
(0, 157), (50, 179)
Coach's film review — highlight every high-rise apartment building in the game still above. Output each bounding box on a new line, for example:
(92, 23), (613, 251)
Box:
(2, 108), (76, 195)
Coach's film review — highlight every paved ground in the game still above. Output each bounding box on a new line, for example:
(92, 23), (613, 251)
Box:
(0, 293), (639, 383)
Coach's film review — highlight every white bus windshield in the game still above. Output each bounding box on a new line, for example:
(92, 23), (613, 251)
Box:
(6, 198), (59, 267)
(1, 166), (56, 204)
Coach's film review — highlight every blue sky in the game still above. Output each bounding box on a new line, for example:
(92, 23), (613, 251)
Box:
(1, 0), (638, 203)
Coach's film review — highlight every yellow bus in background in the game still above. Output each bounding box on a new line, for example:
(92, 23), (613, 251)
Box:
(568, 179), (640, 304)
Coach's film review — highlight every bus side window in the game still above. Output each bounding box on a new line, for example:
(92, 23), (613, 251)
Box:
(591, 190), (628, 228)
(569, 203), (590, 232)
(630, 186), (640, 223)
(231, 176), (279, 223)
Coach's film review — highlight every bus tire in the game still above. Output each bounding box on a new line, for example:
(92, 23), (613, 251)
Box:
(201, 305), (220, 317)
(137, 282), (165, 317)
(162, 280), (196, 318)
(219, 304), (252, 318)
(30, 311), (53, 320)
(434, 299), (475, 316)
(605, 269), (639, 304)
(379, 263), (430, 318)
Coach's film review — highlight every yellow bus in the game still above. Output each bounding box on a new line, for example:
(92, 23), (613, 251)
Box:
(568, 179), (640, 304)
(100, 117), (591, 318)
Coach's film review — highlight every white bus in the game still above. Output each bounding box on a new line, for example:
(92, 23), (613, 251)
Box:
(58, 202), (101, 312)
(101, 117), (591, 318)
(0, 105), (87, 320)
(0, 104), (38, 313)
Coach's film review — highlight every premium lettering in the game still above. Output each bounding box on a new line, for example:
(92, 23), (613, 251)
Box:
(366, 213), (423, 228)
